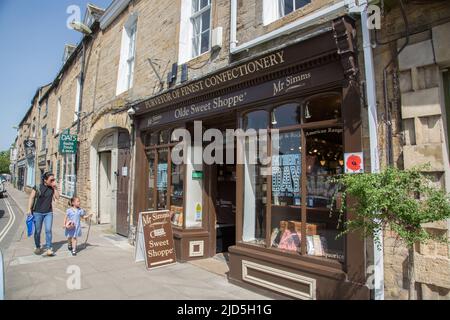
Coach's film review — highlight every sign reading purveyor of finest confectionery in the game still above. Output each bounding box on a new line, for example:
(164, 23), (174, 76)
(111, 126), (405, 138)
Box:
(344, 152), (364, 174)
(135, 211), (176, 270)
(138, 61), (344, 130)
(59, 132), (78, 154)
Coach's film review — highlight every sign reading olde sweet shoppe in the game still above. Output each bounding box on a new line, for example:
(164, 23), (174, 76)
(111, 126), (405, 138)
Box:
(135, 211), (176, 270)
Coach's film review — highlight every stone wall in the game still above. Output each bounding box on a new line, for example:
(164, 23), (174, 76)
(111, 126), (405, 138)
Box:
(371, 1), (450, 300)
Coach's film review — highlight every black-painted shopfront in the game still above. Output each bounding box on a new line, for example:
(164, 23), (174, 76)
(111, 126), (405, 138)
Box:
(132, 16), (370, 299)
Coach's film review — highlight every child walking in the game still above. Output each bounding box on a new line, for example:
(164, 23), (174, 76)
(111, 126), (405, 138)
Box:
(64, 196), (91, 256)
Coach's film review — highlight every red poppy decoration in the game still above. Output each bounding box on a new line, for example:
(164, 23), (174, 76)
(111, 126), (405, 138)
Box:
(346, 154), (362, 172)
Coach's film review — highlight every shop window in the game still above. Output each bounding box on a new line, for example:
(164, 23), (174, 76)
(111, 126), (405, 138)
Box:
(270, 130), (302, 253)
(242, 110), (268, 130)
(159, 130), (171, 145)
(171, 153), (184, 227)
(144, 131), (159, 147)
(62, 154), (76, 197)
(242, 110), (269, 246)
(147, 150), (156, 210)
(145, 128), (188, 228)
(303, 94), (341, 123)
(157, 148), (169, 210)
(271, 103), (300, 128)
(240, 94), (345, 262)
(305, 127), (344, 261)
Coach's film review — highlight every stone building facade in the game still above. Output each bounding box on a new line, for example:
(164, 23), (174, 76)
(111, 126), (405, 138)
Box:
(370, 0), (450, 300)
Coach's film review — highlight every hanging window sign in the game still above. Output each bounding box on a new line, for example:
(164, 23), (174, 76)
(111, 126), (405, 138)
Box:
(24, 140), (36, 150)
(272, 154), (301, 199)
(344, 152), (364, 174)
(59, 133), (78, 154)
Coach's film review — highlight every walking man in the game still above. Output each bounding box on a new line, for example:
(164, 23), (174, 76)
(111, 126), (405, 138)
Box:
(27, 172), (60, 256)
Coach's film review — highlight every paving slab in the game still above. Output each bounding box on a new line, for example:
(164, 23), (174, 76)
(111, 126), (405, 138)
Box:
(4, 186), (272, 300)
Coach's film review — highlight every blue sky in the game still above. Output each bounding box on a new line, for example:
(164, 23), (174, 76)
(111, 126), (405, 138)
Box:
(0, 0), (111, 151)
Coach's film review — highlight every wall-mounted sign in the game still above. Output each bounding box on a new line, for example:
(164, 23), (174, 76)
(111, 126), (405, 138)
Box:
(59, 133), (78, 154)
(344, 152), (364, 174)
(135, 211), (176, 270)
(135, 32), (338, 116)
(138, 62), (344, 130)
(24, 140), (35, 152)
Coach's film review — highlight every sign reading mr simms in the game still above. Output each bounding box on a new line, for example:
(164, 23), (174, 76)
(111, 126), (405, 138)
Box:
(138, 211), (176, 270)
(136, 50), (286, 113)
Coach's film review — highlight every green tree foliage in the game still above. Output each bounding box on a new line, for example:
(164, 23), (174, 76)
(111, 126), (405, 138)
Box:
(0, 150), (11, 174)
(331, 166), (450, 248)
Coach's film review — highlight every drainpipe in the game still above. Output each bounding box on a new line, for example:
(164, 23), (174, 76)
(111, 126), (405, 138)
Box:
(230, 0), (238, 51)
(359, 0), (384, 300)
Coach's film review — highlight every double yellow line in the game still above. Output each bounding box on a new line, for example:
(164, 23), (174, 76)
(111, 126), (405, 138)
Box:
(0, 197), (17, 244)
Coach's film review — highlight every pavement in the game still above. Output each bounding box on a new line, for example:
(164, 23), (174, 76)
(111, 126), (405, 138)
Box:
(1, 184), (271, 300)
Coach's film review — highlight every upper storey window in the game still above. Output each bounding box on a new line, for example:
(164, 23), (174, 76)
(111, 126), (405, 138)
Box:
(179, 0), (212, 64)
(263, 0), (311, 25)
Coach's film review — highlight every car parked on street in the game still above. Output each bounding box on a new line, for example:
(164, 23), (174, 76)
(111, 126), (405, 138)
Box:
(0, 177), (5, 198)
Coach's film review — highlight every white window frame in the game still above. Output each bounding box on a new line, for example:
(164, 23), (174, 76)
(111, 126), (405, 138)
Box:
(26, 158), (35, 187)
(191, 0), (212, 58)
(41, 125), (47, 151)
(61, 153), (76, 197)
(263, 0), (311, 26)
(178, 0), (212, 64)
(56, 98), (62, 134)
(116, 14), (138, 96)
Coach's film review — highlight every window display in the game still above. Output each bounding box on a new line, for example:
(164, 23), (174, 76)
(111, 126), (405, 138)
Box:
(147, 150), (156, 210)
(240, 93), (345, 261)
(157, 148), (169, 209)
(170, 157), (184, 228)
(305, 126), (344, 261)
(242, 110), (268, 246)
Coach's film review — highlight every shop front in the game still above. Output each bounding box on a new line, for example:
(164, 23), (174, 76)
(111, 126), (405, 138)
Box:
(133, 17), (369, 299)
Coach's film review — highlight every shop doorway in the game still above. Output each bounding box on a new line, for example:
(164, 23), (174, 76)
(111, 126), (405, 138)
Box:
(203, 116), (237, 255)
(98, 151), (112, 224)
(212, 163), (236, 253)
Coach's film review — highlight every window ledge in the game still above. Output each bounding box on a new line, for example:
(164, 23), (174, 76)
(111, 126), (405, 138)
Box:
(184, 50), (212, 68)
(230, 242), (345, 280)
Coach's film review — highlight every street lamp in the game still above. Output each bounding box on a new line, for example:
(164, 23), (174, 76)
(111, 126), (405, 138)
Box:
(69, 21), (92, 35)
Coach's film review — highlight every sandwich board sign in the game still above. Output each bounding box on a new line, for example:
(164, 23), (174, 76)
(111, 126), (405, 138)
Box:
(135, 210), (176, 269)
